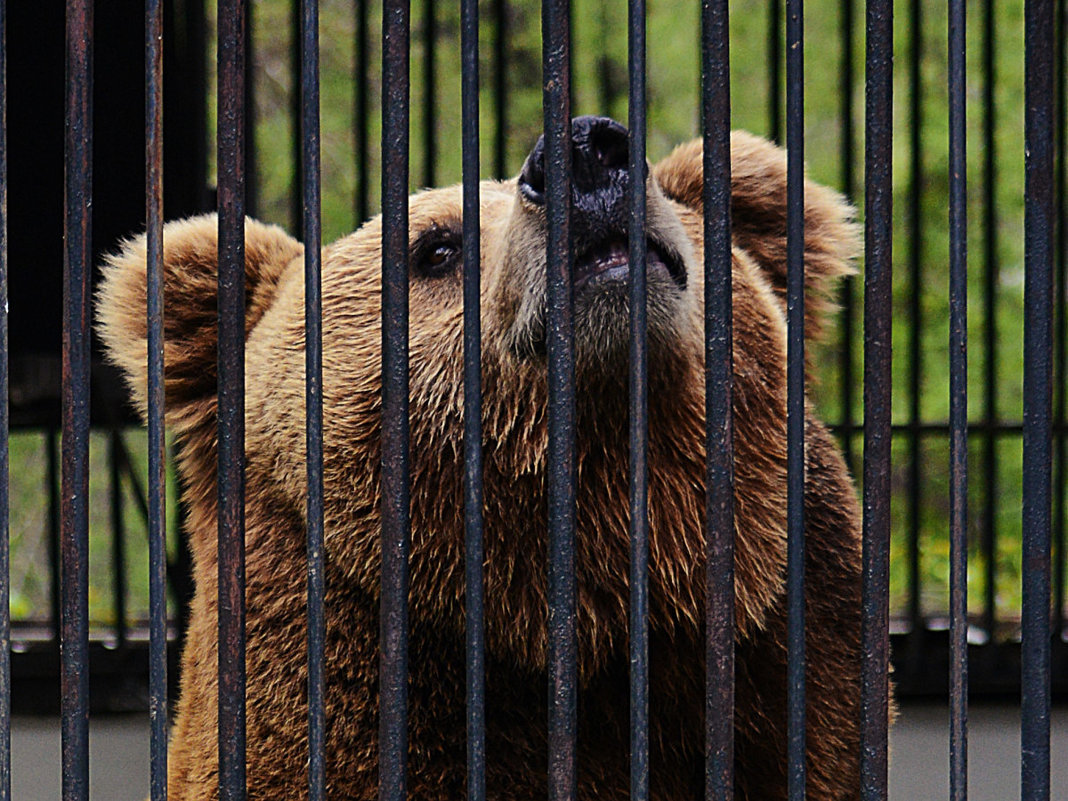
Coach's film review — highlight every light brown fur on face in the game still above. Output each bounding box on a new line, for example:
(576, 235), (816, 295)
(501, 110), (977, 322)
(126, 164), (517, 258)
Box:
(97, 130), (881, 801)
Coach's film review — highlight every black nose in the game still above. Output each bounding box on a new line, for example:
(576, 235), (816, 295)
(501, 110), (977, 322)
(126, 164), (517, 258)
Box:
(518, 116), (629, 205)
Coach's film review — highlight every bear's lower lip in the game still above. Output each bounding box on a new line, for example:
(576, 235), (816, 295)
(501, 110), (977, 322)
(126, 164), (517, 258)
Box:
(573, 239), (685, 290)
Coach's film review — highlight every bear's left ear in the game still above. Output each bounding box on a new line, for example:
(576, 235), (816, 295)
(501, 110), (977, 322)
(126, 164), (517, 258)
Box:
(96, 214), (303, 430)
(653, 131), (859, 341)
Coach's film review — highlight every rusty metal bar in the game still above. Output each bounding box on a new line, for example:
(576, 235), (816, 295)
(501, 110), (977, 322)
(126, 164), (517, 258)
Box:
(1021, 1), (1054, 798)
(145, 0), (168, 796)
(541, 2), (575, 799)
(379, 1), (411, 800)
(947, 0), (969, 796)
(701, 0), (733, 797)
(460, 0), (485, 797)
(217, 1), (248, 798)
(860, 0), (893, 797)
(627, 0), (649, 799)
(62, 1), (93, 798)
(300, 0), (325, 799)
(784, 0), (805, 797)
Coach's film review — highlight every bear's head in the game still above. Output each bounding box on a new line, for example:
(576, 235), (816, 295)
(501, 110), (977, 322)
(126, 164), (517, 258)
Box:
(97, 119), (857, 679)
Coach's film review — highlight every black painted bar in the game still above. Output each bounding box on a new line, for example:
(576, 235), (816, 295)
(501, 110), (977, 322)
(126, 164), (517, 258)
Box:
(460, 0), (485, 797)
(423, 0), (436, 187)
(217, 1), (248, 799)
(860, 0), (893, 797)
(355, 0), (369, 223)
(0, 1), (8, 796)
(301, 1), (325, 799)
(837, 0), (856, 471)
(784, 0), (805, 797)
(494, 0), (508, 179)
(767, 0), (781, 143)
(145, 0), (168, 796)
(1021, 1), (1054, 799)
(981, 0), (999, 640)
(701, 0), (733, 797)
(906, 0), (924, 653)
(947, 0), (968, 797)
(379, 2), (411, 800)
(541, 2), (575, 800)
(62, 1), (93, 798)
(627, 1), (649, 800)
(109, 431), (128, 649)
(47, 429), (61, 642)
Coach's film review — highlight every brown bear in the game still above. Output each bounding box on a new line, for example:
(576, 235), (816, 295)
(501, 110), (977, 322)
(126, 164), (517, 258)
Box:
(97, 118), (872, 801)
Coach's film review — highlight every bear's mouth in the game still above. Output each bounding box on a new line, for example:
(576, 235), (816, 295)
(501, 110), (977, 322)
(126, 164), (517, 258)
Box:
(573, 238), (687, 291)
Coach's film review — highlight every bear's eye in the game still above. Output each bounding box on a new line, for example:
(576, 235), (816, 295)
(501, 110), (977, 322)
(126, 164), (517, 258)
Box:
(412, 229), (462, 278)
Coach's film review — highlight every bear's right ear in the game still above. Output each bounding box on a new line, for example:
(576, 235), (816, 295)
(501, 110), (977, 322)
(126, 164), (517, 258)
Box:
(96, 214), (303, 429)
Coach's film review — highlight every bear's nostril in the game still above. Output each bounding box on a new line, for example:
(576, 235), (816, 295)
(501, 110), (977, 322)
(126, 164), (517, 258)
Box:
(518, 136), (546, 205)
(589, 122), (628, 172)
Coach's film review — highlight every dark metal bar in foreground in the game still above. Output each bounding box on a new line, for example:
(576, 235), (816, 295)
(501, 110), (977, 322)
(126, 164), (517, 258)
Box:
(301, 1), (326, 799)
(422, 0), (436, 187)
(784, 0), (805, 797)
(145, 0), (168, 796)
(1021, 1), (1054, 799)
(947, 0), (968, 797)
(493, 0), (508, 179)
(860, 0), (893, 798)
(627, 1), (649, 800)
(541, 2), (575, 800)
(460, 1), (485, 798)
(0, 0), (9, 796)
(217, 1), (248, 799)
(62, 1), (93, 799)
(701, 0), (733, 797)
(379, 2), (411, 801)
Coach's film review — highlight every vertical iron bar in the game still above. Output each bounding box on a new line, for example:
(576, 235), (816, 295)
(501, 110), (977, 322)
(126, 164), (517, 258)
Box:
(460, 0), (485, 797)
(785, 0), (805, 797)
(301, 1), (325, 799)
(947, 0), (968, 796)
(0, 0), (8, 796)
(906, 0), (924, 650)
(768, 0), (781, 143)
(860, 0), (893, 796)
(109, 430), (129, 649)
(981, 0), (999, 640)
(1021, 1), (1054, 799)
(63, 1), (93, 799)
(47, 429), (61, 641)
(379, 2), (411, 801)
(493, 0), (508, 179)
(217, 1), (248, 799)
(355, 0), (369, 223)
(146, 0), (168, 795)
(838, 0), (856, 470)
(627, 1), (649, 800)
(423, 0), (436, 187)
(702, 0), (733, 797)
(542, 2), (575, 800)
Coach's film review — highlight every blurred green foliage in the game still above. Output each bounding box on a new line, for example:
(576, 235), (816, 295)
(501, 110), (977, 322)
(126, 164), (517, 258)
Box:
(9, 0), (1066, 632)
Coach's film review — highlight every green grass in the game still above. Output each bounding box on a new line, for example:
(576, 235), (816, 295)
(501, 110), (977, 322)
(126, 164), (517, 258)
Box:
(8, 0), (1064, 631)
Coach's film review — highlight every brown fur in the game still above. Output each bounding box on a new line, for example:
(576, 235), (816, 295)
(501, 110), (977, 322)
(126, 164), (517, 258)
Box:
(97, 132), (881, 801)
